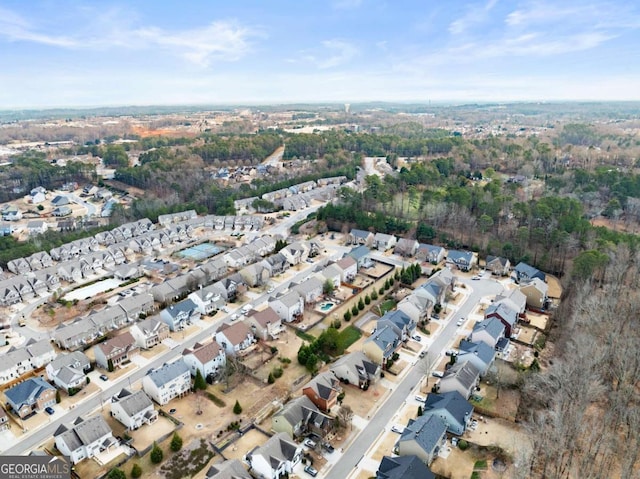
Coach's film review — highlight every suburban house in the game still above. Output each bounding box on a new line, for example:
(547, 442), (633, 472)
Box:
(437, 362), (480, 400)
(160, 298), (200, 331)
(215, 321), (255, 356)
(245, 432), (302, 479)
(158, 209), (197, 226)
(374, 232), (397, 251)
(446, 250), (476, 272)
(188, 287), (225, 316)
(376, 455), (436, 479)
(456, 340), (496, 375)
(142, 359), (191, 405)
(280, 241), (310, 266)
(271, 395), (333, 440)
(416, 244), (446, 264)
(25, 337), (56, 368)
(485, 255), (511, 276)
(182, 340), (226, 380)
(363, 323), (403, 367)
(53, 317), (99, 351)
(54, 415), (116, 464)
(376, 310), (416, 342)
(239, 263), (270, 288)
(93, 331), (138, 370)
(336, 256), (357, 283)
(348, 229), (374, 246)
(494, 288), (527, 315)
(28, 187), (47, 204)
(514, 262), (546, 284)
(320, 263), (343, 289)
(261, 252), (288, 276)
(0, 339), (56, 386)
(200, 258), (229, 283)
(5, 377), (56, 418)
(7, 257), (31, 275)
(394, 238), (420, 258)
(205, 459), (251, 479)
(27, 221), (48, 236)
(130, 317), (170, 350)
(52, 206), (72, 217)
(292, 276), (324, 304)
(110, 388), (158, 430)
(484, 302), (519, 337)
(246, 307), (283, 340)
(302, 372), (341, 413)
(330, 351), (381, 389)
(422, 391), (474, 435)
(394, 415), (447, 465)
(396, 294), (431, 324)
(46, 351), (91, 391)
(269, 290), (304, 323)
(470, 317), (505, 349)
(116, 293), (155, 321)
(519, 278), (549, 310)
(51, 195), (70, 207)
(347, 245), (373, 269)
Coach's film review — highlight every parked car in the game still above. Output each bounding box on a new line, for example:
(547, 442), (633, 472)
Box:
(391, 425), (404, 434)
(323, 443), (335, 453)
(231, 313), (239, 321)
(432, 371), (444, 378)
(419, 351), (426, 358)
(169, 408), (177, 414)
(431, 313), (440, 320)
(414, 395), (426, 402)
(412, 334), (422, 342)
(99, 374), (109, 381)
(445, 349), (457, 356)
(451, 437), (459, 446)
(45, 406), (55, 415)
(471, 276), (480, 280)
(457, 318), (465, 326)
(304, 465), (318, 477)
(303, 438), (316, 448)
(267, 287), (275, 294)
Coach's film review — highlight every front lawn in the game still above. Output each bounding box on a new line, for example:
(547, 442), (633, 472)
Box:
(378, 299), (397, 315)
(337, 326), (362, 353)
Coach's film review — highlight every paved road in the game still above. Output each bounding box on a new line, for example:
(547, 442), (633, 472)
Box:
(325, 276), (504, 479)
(69, 193), (96, 217)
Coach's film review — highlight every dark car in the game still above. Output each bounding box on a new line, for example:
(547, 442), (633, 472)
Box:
(169, 408), (177, 414)
(304, 465), (318, 477)
(99, 374), (109, 381)
(45, 406), (55, 415)
(323, 443), (335, 453)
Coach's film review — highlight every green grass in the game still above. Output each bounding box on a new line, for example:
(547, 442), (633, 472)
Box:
(296, 330), (316, 342)
(336, 326), (362, 352)
(470, 472), (481, 479)
(378, 299), (397, 315)
(474, 459), (488, 470)
(205, 392), (226, 407)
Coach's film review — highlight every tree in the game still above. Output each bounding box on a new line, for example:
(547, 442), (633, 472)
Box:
(131, 463), (142, 478)
(233, 400), (243, 414)
(55, 390), (61, 404)
(337, 405), (354, 430)
(364, 294), (371, 305)
(323, 279), (335, 296)
(343, 310), (352, 322)
(417, 406), (423, 416)
(351, 305), (359, 316)
(107, 468), (126, 479)
(358, 297), (365, 310)
(170, 432), (183, 452)
(268, 372), (275, 384)
(107, 358), (114, 372)
(194, 369), (207, 391)
(371, 290), (378, 300)
(150, 442), (163, 464)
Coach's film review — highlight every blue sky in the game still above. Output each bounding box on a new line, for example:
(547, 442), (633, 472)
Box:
(1, 0), (639, 108)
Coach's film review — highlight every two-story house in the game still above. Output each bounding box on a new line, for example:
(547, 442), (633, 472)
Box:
(271, 395), (333, 440)
(93, 332), (138, 371)
(422, 391), (474, 435)
(437, 362), (480, 400)
(246, 307), (283, 340)
(215, 322), (255, 356)
(301, 372), (341, 413)
(394, 415), (447, 465)
(142, 359), (192, 406)
(373, 233), (397, 251)
(54, 415), (116, 464)
(5, 377), (56, 418)
(130, 317), (170, 350)
(110, 388), (158, 430)
(330, 351), (381, 389)
(46, 351), (91, 392)
(245, 432), (302, 479)
(160, 299), (200, 332)
(183, 340), (226, 381)
(394, 238), (420, 258)
(268, 290), (304, 323)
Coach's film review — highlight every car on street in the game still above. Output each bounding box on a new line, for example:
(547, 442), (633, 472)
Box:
(471, 276), (480, 280)
(445, 349), (457, 356)
(414, 395), (426, 402)
(231, 313), (239, 321)
(267, 287), (275, 294)
(432, 371), (444, 378)
(303, 438), (316, 448)
(391, 425), (404, 434)
(419, 351), (426, 358)
(45, 406), (55, 415)
(457, 318), (465, 326)
(99, 374), (109, 381)
(412, 334), (422, 342)
(304, 465), (318, 477)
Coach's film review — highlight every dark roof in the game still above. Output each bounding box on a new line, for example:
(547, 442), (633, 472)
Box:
(348, 245), (370, 261)
(5, 377), (55, 409)
(397, 415), (447, 456)
(447, 249), (473, 264)
(458, 340), (496, 367)
(472, 317), (505, 339)
(514, 262), (545, 281)
(485, 303), (518, 327)
(423, 391), (473, 426)
(376, 455), (435, 479)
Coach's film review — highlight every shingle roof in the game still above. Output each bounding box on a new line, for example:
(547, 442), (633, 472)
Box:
(248, 432), (299, 467)
(248, 307), (281, 328)
(5, 377), (55, 409)
(113, 389), (154, 416)
(205, 459), (251, 479)
(472, 317), (505, 339)
(458, 340), (496, 367)
(184, 341), (223, 365)
(376, 455), (435, 479)
(302, 372), (339, 400)
(217, 321), (252, 346)
(447, 249), (473, 264)
(146, 359), (190, 387)
(55, 415), (112, 451)
(96, 331), (136, 356)
(441, 362), (480, 392)
(514, 262), (544, 280)
(397, 415), (447, 456)
(336, 256), (356, 270)
(350, 229), (372, 239)
(485, 303), (518, 327)
(348, 245), (370, 260)
(423, 391), (473, 428)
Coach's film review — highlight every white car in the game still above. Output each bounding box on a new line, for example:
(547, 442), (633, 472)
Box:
(414, 395), (426, 402)
(390, 425), (404, 434)
(231, 313), (239, 321)
(432, 371), (444, 378)
(267, 287), (275, 294)
(457, 318), (465, 326)
(303, 438), (316, 448)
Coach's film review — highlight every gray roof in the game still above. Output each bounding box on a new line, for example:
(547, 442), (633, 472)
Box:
(146, 359), (190, 387)
(293, 276), (323, 295)
(55, 415), (112, 451)
(113, 388), (154, 416)
(423, 391), (474, 427)
(164, 298), (197, 319)
(205, 459), (251, 479)
(365, 324), (402, 359)
(275, 395), (331, 430)
(485, 302), (518, 327)
(350, 229), (372, 239)
(514, 262), (544, 280)
(397, 415), (447, 455)
(5, 377), (55, 409)
(377, 455), (435, 479)
(49, 352), (90, 372)
(302, 372), (339, 400)
(458, 340), (496, 369)
(272, 290), (302, 308)
(472, 317), (505, 340)
(447, 249), (473, 264)
(55, 366), (85, 385)
(348, 245), (370, 261)
(331, 351), (379, 382)
(378, 310), (413, 331)
(25, 337), (54, 358)
(248, 432), (299, 467)
(442, 362), (480, 391)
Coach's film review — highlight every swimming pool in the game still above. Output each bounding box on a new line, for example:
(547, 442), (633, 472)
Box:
(320, 302), (335, 312)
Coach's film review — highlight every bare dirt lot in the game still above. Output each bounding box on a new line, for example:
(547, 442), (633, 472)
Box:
(546, 273), (562, 298)
(219, 427), (268, 461)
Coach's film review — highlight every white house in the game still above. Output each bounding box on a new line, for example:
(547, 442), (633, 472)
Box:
(188, 287), (225, 315)
(160, 298), (200, 331)
(182, 340), (226, 380)
(245, 432), (302, 479)
(142, 359), (191, 406)
(54, 415), (116, 464)
(215, 321), (255, 356)
(373, 232), (397, 251)
(110, 388), (158, 430)
(46, 351), (91, 391)
(268, 290), (304, 323)
(246, 307), (283, 340)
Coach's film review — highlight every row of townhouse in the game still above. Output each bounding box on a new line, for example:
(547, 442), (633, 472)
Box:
(6, 251), (53, 274)
(52, 293), (154, 350)
(94, 219), (155, 246)
(0, 338), (56, 386)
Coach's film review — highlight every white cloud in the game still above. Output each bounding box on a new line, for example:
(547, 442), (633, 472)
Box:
(0, 6), (260, 67)
(315, 40), (359, 69)
(449, 0), (499, 35)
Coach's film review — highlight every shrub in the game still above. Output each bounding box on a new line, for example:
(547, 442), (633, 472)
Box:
(107, 468), (125, 479)
(270, 346), (278, 354)
(371, 290), (378, 300)
(278, 357), (292, 364)
(357, 298), (365, 310)
(150, 442), (163, 464)
(55, 390), (61, 404)
(268, 372), (275, 384)
(131, 463), (142, 478)
(272, 367), (284, 378)
(343, 310), (352, 322)
(351, 305), (359, 316)
(417, 406), (423, 416)
(364, 294), (371, 305)
(194, 369), (207, 390)
(458, 439), (469, 450)
(170, 432), (183, 452)
(379, 287), (385, 294)
(233, 400), (243, 414)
